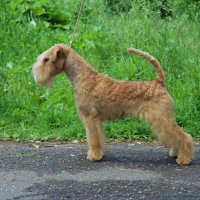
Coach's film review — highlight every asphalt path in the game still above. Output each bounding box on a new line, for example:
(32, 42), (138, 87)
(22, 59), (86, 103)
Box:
(0, 142), (200, 200)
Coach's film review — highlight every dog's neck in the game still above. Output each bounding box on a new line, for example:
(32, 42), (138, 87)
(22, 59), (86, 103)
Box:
(63, 49), (98, 89)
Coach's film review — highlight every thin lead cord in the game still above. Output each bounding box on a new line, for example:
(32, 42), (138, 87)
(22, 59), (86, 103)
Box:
(70, 0), (84, 48)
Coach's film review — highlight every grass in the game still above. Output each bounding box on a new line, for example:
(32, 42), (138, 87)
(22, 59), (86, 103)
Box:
(0, 0), (200, 142)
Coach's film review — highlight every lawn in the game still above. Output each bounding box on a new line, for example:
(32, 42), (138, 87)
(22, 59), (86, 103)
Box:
(0, 0), (200, 142)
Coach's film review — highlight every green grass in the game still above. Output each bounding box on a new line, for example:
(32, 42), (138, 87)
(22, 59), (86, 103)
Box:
(0, 0), (200, 142)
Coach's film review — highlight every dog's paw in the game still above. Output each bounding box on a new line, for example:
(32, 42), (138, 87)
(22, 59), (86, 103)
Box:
(176, 157), (193, 165)
(87, 150), (104, 161)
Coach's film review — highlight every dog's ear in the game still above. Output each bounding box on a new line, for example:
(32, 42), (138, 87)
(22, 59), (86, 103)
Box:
(51, 44), (69, 62)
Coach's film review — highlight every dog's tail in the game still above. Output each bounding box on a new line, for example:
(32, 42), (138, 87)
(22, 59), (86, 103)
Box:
(128, 48), (165, 85)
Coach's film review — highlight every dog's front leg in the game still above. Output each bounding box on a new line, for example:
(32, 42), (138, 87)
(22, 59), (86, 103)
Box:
(80, 112), (105, 161)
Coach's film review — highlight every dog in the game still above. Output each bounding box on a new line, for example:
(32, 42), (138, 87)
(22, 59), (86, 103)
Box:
(32, 44), (193, 165)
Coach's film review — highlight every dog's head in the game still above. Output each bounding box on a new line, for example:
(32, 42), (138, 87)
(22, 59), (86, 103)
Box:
(32, 44), (70, 87)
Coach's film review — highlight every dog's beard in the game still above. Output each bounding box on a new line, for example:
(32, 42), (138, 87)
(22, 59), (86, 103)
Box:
(32, 63), (54, 87)
(34, 75), (53, 87)
(32, 69), (53, 87)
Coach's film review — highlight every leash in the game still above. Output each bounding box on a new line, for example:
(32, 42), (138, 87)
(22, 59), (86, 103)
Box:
(69, 0), (85, 48)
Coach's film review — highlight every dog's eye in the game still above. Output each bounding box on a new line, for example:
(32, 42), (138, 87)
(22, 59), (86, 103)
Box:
(43, 58), (49, 63)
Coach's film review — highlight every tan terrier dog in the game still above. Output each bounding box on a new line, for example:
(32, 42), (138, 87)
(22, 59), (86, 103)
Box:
(32, 44), (193, 165)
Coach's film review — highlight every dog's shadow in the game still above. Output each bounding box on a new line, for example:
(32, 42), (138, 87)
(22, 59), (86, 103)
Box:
(103, 149), (176, 166)
(97, 147), (200, 167)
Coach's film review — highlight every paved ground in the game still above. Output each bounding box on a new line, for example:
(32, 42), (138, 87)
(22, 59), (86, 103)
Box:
(0, 142), (200, 200)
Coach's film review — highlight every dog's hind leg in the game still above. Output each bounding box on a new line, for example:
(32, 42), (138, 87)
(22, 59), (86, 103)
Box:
(145, 110), (193, 165)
